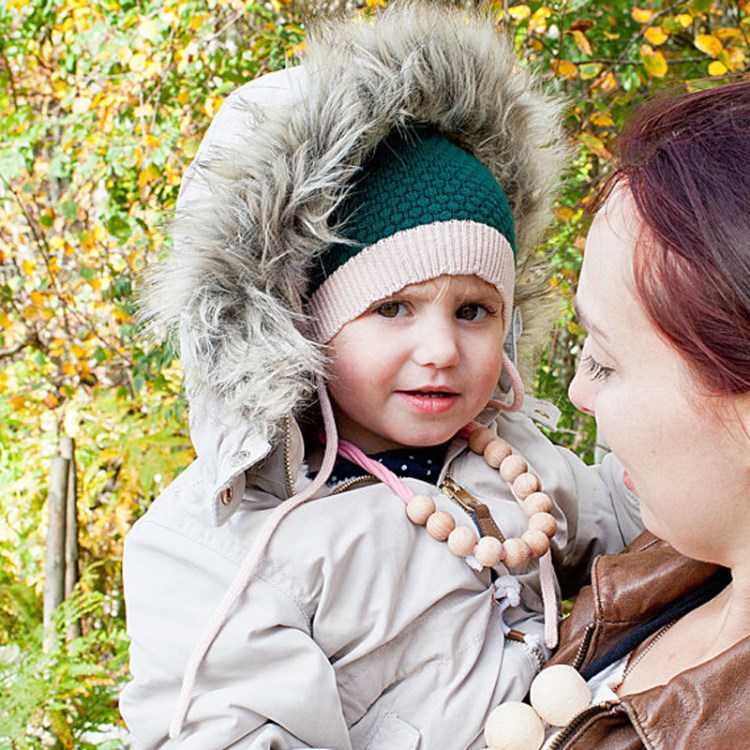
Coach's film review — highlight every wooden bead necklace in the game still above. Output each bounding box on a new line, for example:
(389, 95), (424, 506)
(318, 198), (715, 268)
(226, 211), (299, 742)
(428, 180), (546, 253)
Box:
(337, 423), (557, 569)
(336, 421), (560, 648)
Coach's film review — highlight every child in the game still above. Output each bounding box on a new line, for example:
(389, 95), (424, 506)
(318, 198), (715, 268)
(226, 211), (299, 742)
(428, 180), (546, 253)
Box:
(121, 5), (641, 749)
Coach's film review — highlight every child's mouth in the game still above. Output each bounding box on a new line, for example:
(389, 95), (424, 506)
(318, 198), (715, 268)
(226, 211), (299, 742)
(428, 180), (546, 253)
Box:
(398, 389), (459, 413)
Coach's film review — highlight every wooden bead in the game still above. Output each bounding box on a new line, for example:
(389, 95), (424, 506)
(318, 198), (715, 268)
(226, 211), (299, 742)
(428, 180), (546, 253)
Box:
(523, 491), (553, 516)
(530, 664), (592, 727)
(425, 510), (456, 541)
(474, 536), (504, 567)
(406, 494), (436, 525)
(502, 537), (530, 568)
(468, 426), (494, 454)
(447, 525), (478, 557)
(499, 454), (527, 483)
(484, 701), (545, 750)
(529, 511), (557, 538)
(522, 528), (551, 557)
(483, 438), (513, 468)
(512, 471), (541, 500)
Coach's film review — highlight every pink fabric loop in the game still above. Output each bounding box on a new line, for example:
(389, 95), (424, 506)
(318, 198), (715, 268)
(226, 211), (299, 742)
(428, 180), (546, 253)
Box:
(499, 352), (524, 412)
(337, 439), (414, 504)
(539, 549), (559, 649)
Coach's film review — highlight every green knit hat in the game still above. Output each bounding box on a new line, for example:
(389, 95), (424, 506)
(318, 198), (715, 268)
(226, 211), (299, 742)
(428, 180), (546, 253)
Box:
(308, 125), (517, 343)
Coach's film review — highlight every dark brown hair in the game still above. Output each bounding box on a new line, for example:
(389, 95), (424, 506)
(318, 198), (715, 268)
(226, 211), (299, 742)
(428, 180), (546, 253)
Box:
(603, 79), (750, 395)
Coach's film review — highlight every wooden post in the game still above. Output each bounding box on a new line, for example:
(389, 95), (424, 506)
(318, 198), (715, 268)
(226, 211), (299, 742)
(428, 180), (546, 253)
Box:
(43, 454), (69, 650)
(61, 436), (81, 640)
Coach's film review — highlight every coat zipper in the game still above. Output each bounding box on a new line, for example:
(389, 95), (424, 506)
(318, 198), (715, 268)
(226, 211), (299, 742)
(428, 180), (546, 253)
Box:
(283, 416), (296, 498)
(439, 476), (505, 541)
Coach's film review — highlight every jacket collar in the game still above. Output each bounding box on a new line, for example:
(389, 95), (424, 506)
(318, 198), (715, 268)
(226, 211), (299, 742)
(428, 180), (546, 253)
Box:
(189, 400), (306, 525)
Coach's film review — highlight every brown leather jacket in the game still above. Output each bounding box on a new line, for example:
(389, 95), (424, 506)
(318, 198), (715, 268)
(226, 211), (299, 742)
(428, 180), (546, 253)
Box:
(546, 531), (750, 749)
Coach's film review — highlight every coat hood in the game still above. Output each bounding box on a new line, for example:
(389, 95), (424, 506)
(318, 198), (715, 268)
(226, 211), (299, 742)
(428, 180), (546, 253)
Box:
(140, 3), (568, 441)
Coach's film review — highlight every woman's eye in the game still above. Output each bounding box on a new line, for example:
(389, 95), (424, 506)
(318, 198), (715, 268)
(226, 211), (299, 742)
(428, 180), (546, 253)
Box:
(456, 303), (490, 321)
(375, 301), (407, 318)
(582, 355), (614, 382)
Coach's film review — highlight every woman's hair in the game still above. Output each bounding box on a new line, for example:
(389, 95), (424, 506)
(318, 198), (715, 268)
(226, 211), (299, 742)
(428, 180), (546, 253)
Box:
(603, 79), (750, 395)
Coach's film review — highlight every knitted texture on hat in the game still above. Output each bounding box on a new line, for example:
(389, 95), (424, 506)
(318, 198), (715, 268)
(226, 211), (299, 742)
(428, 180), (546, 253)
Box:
(309, 125), (516, 294)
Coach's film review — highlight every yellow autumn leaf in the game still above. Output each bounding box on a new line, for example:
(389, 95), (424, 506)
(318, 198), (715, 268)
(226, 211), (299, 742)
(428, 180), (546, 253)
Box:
(30, 290), (45, 306)
(631, 8), (654, 23)
(716, 27), (742, 41)
(552, 59), (578, 80)
(508, 4), (531, 21)
(590, 112), (615, 127)
(71, 343), (85, 358)
(571, 29), (592, 56)
(529, 6), (552, 34)
(129, 53), (147, 72)
(9, 394), (26, 410)
(728, 47), (746, 68)
(695, 34), (723, 59)
(580, 133), (612, 160)
(644, 26), (668, 46)
(0, 312), (12, 329)
(597, 70), (617, 94)
(675, 14), (693, 28)
(640, 44), (668, 78)
(62, 362), (76, 376)
(555, 206), (575, 221)
(43, 392), (60, 409)
(22, 259), (36, 275)
(137, 16), (159, 41)
(708, 60), (728, 76)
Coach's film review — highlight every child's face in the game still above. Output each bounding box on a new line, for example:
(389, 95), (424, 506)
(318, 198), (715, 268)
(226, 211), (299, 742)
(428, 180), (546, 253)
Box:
(327, 275), (505, 453)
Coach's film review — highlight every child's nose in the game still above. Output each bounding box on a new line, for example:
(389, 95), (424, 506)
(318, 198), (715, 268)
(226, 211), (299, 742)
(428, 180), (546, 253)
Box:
(412, 322), (460, 368)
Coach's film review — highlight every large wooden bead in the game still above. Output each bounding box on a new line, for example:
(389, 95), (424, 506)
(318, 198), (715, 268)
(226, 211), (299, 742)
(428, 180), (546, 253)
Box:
(474, 536), (504, 567)
(468, 426), (494, 454)
(502, 537), (530, 568)
(512, 471), (541, 500)
(425, 510), (456, 541)
(523, 491), (553, 516)
(530, 664), (592, 727)
(522, 528), (551, 558)
(406, 494), (436, 525)
(529, 511), (557, 538)
(447, 525), (478, 557)
(499, 454), (528, 483)
(484, 701), (545, 750)
(484, 438), (513, 468)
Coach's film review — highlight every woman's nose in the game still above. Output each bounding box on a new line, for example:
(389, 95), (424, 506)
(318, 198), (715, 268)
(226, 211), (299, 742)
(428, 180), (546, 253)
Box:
(568, 368), (595, 417)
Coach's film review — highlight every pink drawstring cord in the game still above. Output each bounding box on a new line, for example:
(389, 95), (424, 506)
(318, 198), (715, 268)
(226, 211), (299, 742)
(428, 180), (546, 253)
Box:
(169, 376), (339, 739)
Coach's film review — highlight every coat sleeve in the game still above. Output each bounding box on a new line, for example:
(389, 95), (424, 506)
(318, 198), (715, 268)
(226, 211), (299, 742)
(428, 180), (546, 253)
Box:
(120, 515), (351, 750)
(555, 446), (643, 599)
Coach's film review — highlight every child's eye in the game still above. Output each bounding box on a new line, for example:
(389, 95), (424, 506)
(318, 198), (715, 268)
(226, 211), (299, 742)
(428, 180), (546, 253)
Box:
(456, 303), (491, 321)
(582, 355), (614, 381)
(375, 301), (408, 318)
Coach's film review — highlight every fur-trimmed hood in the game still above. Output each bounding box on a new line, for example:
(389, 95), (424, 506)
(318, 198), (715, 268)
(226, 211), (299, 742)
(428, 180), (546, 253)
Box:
(141, 3), (568, 441)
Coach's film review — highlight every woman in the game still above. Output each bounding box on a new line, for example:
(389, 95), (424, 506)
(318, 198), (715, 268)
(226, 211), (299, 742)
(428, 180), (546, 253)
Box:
(526, 80), (750, 747)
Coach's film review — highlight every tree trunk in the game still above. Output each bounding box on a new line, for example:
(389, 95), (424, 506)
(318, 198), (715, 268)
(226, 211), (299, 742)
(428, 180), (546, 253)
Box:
(43, 455), (69, 650)
(61, 436), (81, 640)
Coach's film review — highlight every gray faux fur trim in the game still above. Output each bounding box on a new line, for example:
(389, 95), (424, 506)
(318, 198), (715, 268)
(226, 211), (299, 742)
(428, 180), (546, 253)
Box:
(140, 2), (569, 439)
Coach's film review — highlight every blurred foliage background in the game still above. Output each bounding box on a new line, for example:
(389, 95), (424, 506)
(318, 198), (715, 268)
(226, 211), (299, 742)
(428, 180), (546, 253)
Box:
(0, 0), (748, 745)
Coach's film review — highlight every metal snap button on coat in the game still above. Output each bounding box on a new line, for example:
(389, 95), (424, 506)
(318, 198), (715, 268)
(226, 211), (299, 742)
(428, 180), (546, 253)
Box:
(220, 486), (234, 505)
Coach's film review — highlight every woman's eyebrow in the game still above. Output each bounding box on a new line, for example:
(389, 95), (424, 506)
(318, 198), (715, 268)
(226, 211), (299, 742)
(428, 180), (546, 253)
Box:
(573, 298), (610, 341)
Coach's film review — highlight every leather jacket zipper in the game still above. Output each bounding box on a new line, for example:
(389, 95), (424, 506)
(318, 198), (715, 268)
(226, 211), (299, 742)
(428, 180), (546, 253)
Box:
(571, 622), (597, 671)
(283, 416), (296, 498)
(545, 701), (622, 749)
